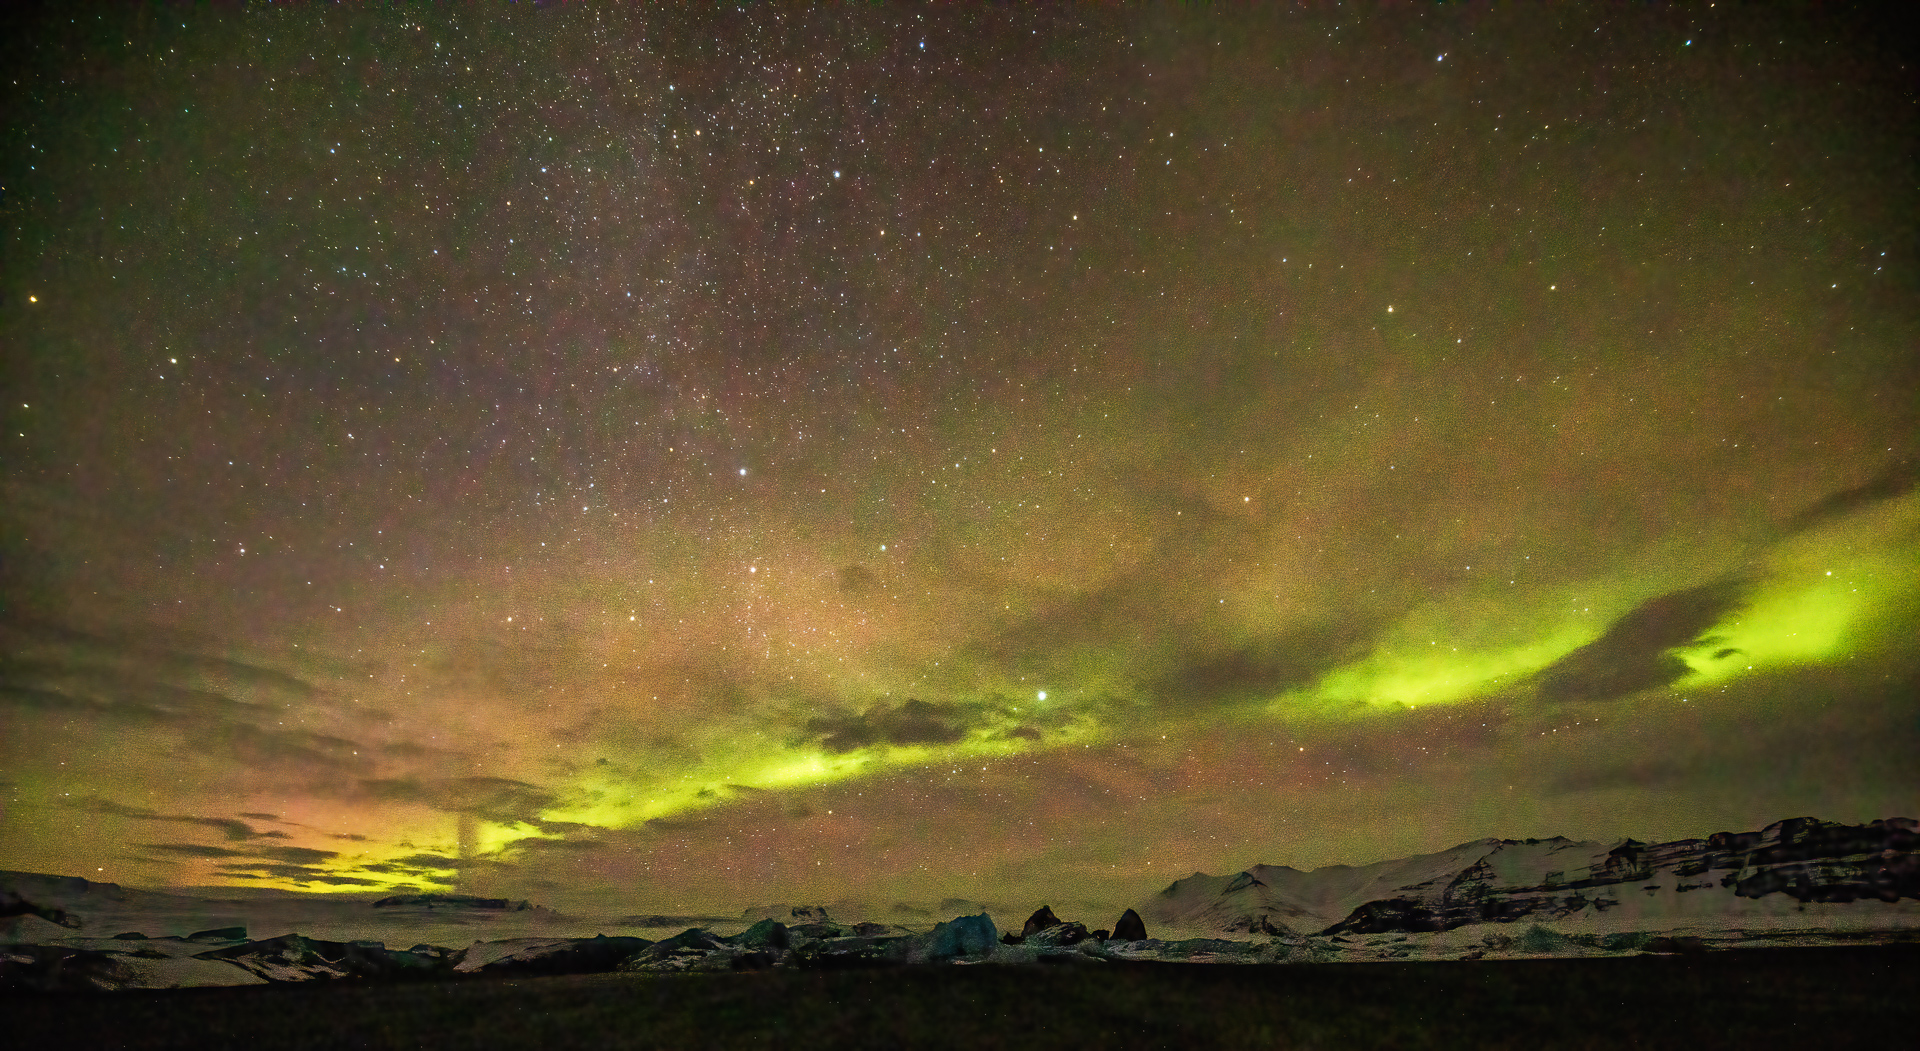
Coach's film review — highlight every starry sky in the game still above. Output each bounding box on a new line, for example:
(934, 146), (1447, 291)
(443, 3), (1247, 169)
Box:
(2, 5), (1915, 914)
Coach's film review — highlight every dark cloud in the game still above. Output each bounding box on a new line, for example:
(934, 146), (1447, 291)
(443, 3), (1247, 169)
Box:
(387, 853), (462, 870)
(237, 812), (279, 821)
(142, 843), (245, 859)
(0, 618), (376, 776)
(136, 841), (336, 866)
(806, 697), (971, 753)
(1785, 457), (1918, 534)
(1534, 580), (1751, 702)
(256, 845), (339, 865)
(357, 776), (557, 824)
(0, 616), (323, 710)
(1146, 620), (1384, 709)
(507, 837), (605, 854)
(75, 798), (275, 842)
(211, 723), (371, 772)
(216, 862), (380, 885)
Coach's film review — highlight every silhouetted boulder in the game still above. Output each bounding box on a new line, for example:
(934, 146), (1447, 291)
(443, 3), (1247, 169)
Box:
(1025, 921), (1091, 947)
(1113, 908), (1148, 941)
(194, 935), (452, 982)
(785, 935), (914, 969)
(619, 928), (732, 972)
(459, 934), (652, 977)
(0, 945), (137, 992)
(1321, 899), (1446, 935)
(0, 892), (78, 929)
(1000, 932), (1024, 945)
(923, 914), (998, 959)
(788, 920), (855, 940)
(729, 919), (789, 950)
(1092, 929), (1111, 941)
(111, 932), (148, 940)
(1021, 905), (1064, 938)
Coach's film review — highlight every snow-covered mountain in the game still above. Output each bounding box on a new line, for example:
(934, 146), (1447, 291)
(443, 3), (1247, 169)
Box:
(1141, 816), (1920, 937)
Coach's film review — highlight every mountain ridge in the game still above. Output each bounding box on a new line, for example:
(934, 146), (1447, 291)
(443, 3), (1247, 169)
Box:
(1141, 816), (1920, 937)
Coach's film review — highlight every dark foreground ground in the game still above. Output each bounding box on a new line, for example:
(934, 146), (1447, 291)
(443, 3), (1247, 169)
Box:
(7, 945), (1916, 1050)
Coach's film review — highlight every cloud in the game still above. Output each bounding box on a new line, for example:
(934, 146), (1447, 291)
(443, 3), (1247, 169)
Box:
(1785, 456), (1918, 534)
(255, 845), (339, 865)
(805, 697), (970, 752)
(1533, 580), (1751, 702)
(142, 843), (245, 859)
(0, 616), (377, 776)
(1146, 620), (1384, 709)
(388, 853), (462, 870)
(357, 776), (558, 824)
(216, 862), (381, 886)
(137, 841), (337, 867)
(75, 798), (278, 842)
(506, 837), (605, 854)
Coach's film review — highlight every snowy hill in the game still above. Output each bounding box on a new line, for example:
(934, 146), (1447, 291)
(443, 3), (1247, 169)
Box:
(1141, 817), (1920, 937)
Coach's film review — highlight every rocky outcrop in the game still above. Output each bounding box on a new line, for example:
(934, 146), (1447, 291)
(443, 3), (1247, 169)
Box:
(1, 891), (79, 929)
(455, 934), (652, 977)
(1113, 908), (1148, 942)
(784, 934), (916, 969)
(1, 945), (139, 992)
(1024, 921), (1092, 948)
(922, 913), (998, 960)
(1148, 816), (1920, 938)
(193, 935), (453, 983)
(618, 928), (737, 973)
(729, 919), (789, 949)
(1020, 905), (1063, 938)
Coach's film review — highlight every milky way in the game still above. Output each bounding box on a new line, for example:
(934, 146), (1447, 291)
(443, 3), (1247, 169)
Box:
(3, 5), (1914, 912)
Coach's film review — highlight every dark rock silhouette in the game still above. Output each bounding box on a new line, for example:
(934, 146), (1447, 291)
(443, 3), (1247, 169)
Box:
(194, 934), (452, 982)
(785, 934), (914, 969)
(1092, 929), (1110, 941)
(462, 934), (654, 977)
(0, 945), (137, 992)
(1000, 931), (1024, 945)
(0, 891), (79, 929)
(923, 914), (998, 959)
(729, 919), (789, 949)
(620, 928), (733, 972)
(186, 926), (247, 943)
(1024, 921), (1091, 947)
(1020, 905), (1063, 938)
(1323, 899), (1448, 936)
(1113, 908), (1148, 941)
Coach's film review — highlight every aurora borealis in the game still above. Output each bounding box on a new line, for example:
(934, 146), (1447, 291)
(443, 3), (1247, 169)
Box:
(2, 5), (1914, 914)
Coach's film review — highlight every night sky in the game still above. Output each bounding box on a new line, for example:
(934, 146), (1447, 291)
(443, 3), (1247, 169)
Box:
(3, 5), (1915, 914)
